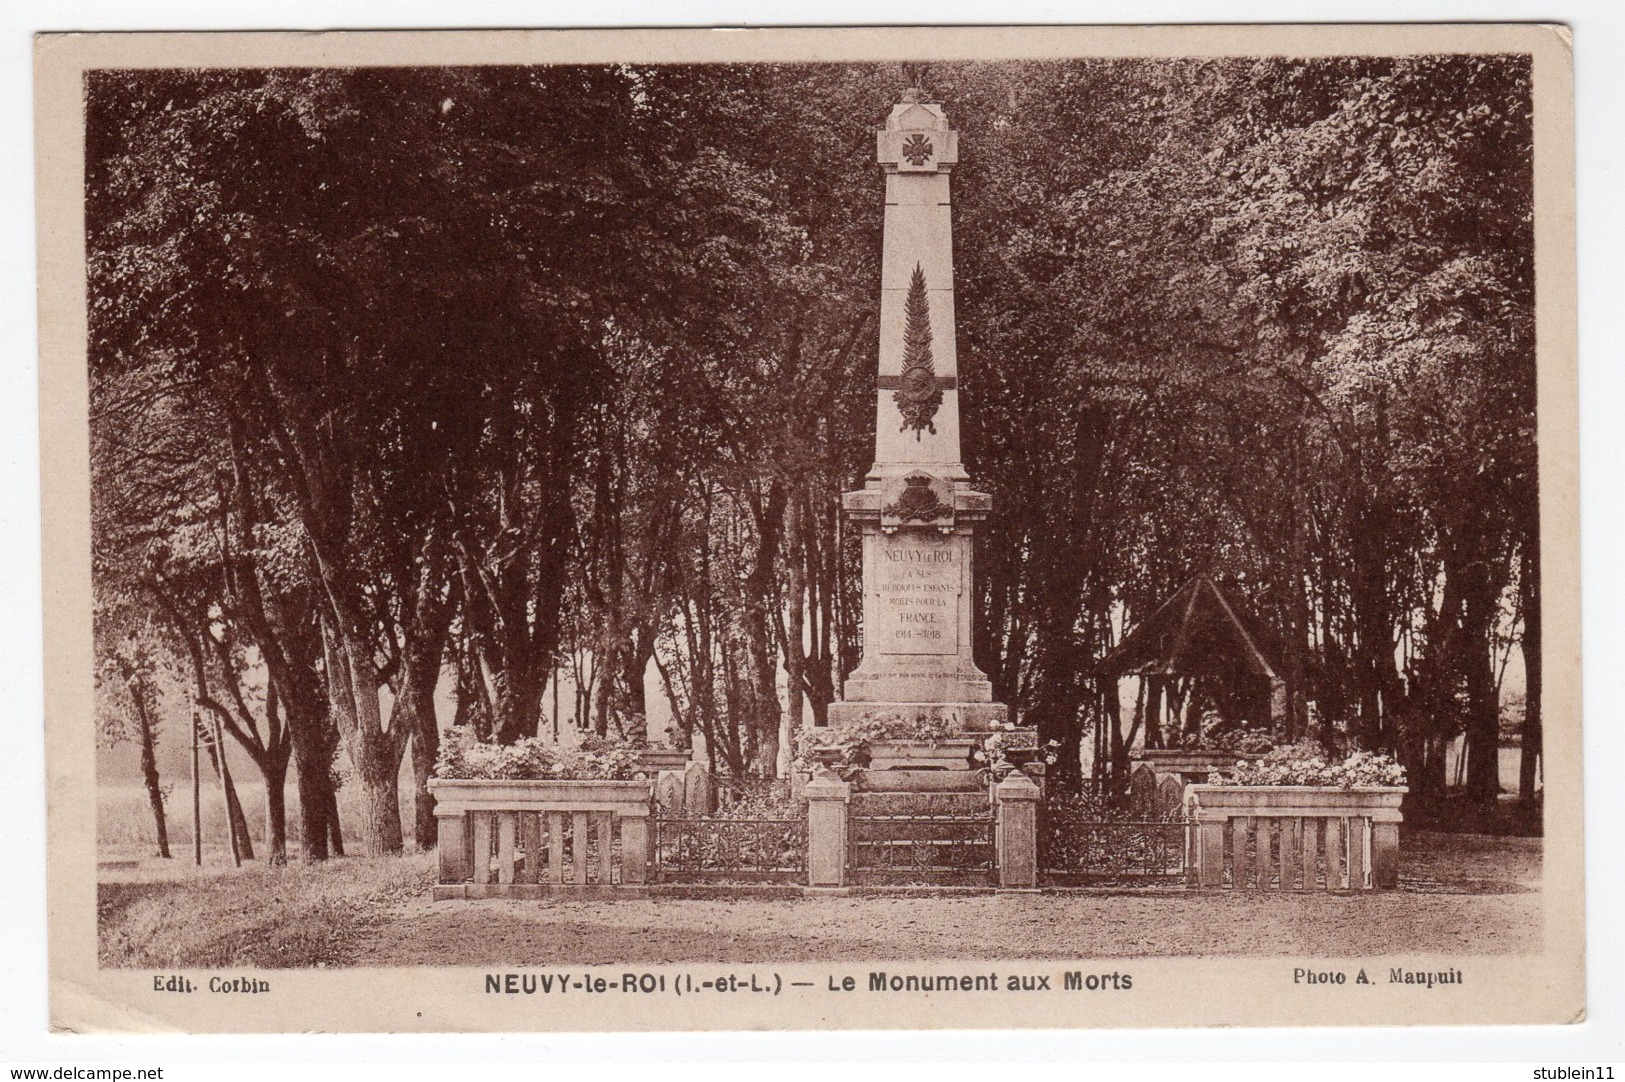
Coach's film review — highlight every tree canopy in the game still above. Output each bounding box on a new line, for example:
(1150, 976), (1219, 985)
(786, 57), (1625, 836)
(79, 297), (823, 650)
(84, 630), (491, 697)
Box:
(87, 56), (1537, 856)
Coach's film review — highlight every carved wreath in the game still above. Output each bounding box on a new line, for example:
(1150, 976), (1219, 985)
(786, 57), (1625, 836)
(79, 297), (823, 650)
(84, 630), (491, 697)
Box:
(894, 263), (943, 439)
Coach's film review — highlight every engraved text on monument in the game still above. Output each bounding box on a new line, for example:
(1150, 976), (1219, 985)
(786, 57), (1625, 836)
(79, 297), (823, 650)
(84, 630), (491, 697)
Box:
(874, 534), (961, 656)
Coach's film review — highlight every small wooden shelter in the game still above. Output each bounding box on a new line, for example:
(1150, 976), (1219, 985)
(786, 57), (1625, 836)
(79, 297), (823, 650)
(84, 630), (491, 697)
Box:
(1093, 575), (1288, 769)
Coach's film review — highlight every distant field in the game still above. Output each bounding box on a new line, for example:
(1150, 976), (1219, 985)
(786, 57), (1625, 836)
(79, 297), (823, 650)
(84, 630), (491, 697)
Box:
(98, 781), (422, 857)
(1440, 746), (1534, 795)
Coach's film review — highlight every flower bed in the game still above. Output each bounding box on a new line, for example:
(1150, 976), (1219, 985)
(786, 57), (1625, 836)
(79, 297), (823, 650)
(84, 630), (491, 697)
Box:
(433, 729), (646, 781)
(975, 729), (1059, 779)
(428, 730), (655, 896)
(793, 711), (966, 776)
(795, 715), (1056, 779)
(1186, 744), (1408, 891)
(1208, 741), (1407, 788)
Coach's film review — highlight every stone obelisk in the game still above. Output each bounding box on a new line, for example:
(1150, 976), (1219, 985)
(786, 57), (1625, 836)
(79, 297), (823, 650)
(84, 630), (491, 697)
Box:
(828, 89), (1008, 734)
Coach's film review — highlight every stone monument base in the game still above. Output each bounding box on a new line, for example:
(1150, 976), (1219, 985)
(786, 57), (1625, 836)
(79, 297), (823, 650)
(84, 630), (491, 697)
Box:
(827, 700), (1009, 733)
(866, 738), (979, 771)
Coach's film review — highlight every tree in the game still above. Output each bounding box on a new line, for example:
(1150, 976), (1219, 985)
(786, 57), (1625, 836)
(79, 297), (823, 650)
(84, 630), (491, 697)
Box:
(94, 621), (172, 860)
(86, 58), (1538, 828)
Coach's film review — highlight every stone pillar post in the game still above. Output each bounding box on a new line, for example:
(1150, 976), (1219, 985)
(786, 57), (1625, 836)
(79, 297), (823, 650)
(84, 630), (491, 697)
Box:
(620, 810), (651, 886)
(1370, 819), (1401, 889)
(434, 808), (470, 884)
(1188, 787), (1224, 888)
(805, 774), (852, 888)
(994, 771), (1040, 889)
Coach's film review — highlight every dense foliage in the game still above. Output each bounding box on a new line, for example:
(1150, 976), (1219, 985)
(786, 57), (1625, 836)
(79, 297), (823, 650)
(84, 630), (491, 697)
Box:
(87, 57), (1536, 857)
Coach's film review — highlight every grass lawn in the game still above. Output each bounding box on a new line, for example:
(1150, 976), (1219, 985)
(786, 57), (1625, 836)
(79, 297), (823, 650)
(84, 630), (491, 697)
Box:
(98, 829), (1540, 968)
(97, 850), (431, 968)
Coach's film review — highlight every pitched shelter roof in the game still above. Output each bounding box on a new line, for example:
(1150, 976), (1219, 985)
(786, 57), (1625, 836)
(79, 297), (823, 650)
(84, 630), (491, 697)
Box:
(1095, 575), (1280, 680)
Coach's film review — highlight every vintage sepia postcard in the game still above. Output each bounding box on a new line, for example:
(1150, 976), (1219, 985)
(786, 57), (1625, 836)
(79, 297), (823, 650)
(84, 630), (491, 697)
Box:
(37, 24), (1582, 1033)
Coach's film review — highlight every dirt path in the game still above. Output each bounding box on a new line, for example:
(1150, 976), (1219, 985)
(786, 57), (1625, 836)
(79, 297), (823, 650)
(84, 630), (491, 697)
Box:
(349, 831), (1541, 965)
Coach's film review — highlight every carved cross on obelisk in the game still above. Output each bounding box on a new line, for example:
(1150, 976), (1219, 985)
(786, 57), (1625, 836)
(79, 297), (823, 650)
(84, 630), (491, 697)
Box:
(828, 88), (1009, 734)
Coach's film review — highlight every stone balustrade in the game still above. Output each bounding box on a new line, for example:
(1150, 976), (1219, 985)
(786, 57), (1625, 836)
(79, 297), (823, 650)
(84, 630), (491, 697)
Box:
(423, 773), (1404, 895)
(1185, 784), (1406, 890)
(427, 778), (654, 898)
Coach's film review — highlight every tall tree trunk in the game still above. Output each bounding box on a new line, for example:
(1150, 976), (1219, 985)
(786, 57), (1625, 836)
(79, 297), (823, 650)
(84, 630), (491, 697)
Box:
(1144, 677), (1163, 750)
(743, 479), (786, 775)
(620, 632), (654, 743)
(131, 682), (171, 859)
(491, 666), (544, 745)
(591, 653), (614, 737)
(294, 752), (332, 861)
(1281, 476), (1310, 742)
(1518, 539), (1542, 805)
(1110, 677), (1137, 797)
(325, 782), (346, 857)
(205, 734), (254, 861)
(262, 750), (289, 865)
(1460, 557), (1503, 806)
(745, 626), (778, 775)
(394, 648), (444, 851)
(289, 709), (337, 861)
(782, 496), (807, 773)
(453, 638), (494, 742)
(1349, 522), (1395, 751)
(1408, 553), (1464, 808)
(346, 738), (403, 855)
(803, 497), (837, 728)
(393, 569), (450, 849)
(324, 618), (406, 856)
(410, 726), (439, 850)
(352, 757), (402, 857)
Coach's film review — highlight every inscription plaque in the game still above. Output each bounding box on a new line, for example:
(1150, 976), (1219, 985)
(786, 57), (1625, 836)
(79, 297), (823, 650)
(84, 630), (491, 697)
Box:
(874, 533), (960, 655)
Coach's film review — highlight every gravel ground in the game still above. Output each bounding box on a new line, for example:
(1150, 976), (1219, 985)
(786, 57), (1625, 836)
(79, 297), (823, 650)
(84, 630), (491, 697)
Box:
(347, 830), (1542, 965)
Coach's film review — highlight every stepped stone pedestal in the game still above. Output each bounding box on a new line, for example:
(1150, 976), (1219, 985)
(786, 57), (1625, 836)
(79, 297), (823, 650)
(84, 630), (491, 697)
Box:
(830, 87), (1008, 744)
(866, 739), (977, 772)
